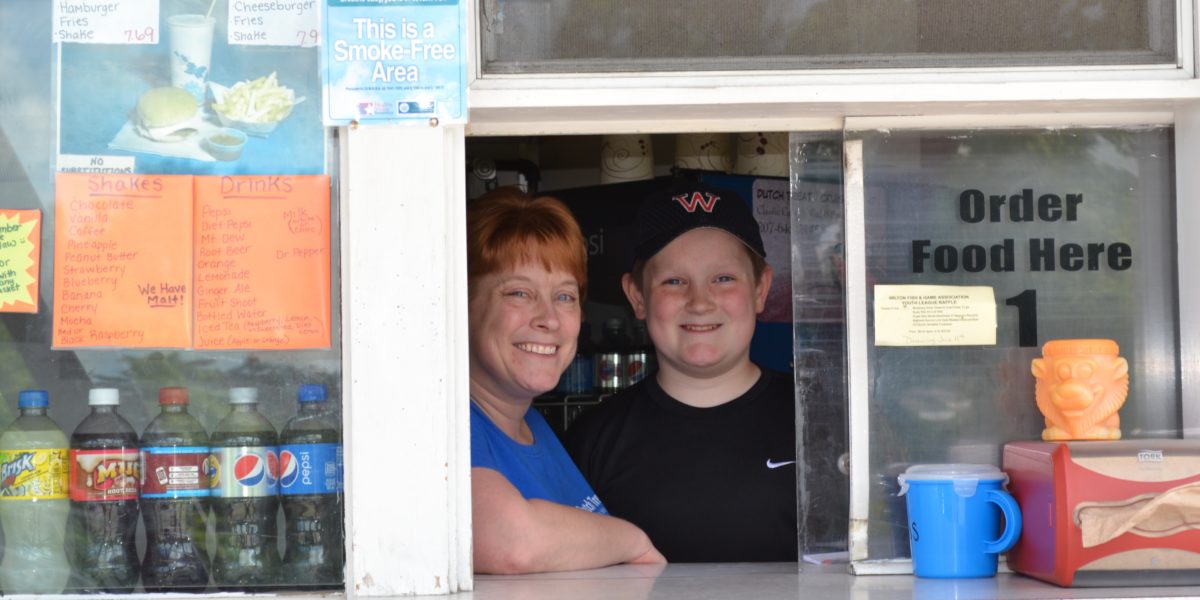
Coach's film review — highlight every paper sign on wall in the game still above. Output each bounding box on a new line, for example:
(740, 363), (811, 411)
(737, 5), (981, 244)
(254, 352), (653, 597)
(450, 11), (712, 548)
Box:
(874, 284), (997, 347)
(323, 0), (467, 125)
(52, 0), (159, 44)
(194, 176), (331, 349)
(0, 209), (43, 313)
(53, 174), (193, 348)
(53, 173), (331, 350)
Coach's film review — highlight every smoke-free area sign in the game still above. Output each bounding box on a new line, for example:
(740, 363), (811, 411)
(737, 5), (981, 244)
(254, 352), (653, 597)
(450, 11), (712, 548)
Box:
(322, 0), (467, 125)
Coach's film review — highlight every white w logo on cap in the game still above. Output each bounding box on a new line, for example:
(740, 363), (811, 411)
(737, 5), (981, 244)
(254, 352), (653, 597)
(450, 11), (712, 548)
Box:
(672, 191), (720, 213)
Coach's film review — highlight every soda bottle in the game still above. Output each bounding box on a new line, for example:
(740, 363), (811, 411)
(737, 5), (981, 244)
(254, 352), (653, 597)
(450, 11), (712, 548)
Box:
(140, 386), (211, 592)
(555, 321), (594, 395)
(279, 384), (344, 589)
(67, 388), (141, 593)
(0, 389), (71, 594)
(595, 317), (630, 394)
(627, 319), (654, 386)
(211, 387), (281, 591)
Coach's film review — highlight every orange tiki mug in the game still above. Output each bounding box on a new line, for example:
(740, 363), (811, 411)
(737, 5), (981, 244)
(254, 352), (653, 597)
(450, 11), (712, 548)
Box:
(1031, 339), (1129, 441)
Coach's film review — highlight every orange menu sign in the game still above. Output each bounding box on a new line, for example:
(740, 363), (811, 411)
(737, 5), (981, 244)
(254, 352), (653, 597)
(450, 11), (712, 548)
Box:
(53, 174), (193, 348)
(193, 175), (331, 350)
(52, 173), (331, 350)
(0, 209), (42, 313)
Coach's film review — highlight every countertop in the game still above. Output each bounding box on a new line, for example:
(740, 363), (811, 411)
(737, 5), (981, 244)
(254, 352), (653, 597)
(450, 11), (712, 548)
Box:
(461, 563), (1200, 599)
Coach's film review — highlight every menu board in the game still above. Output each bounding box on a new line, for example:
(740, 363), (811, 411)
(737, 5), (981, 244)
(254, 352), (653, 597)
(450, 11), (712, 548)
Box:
(53, 173), (331, 350)
(53, 174), (193, 348)
(56, 4), (324, 176)
(0, 209), (43, 313)
(194, 175), (331, 349)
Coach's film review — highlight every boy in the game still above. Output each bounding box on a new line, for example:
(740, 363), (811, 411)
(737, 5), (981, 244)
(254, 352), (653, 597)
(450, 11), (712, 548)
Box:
(565, 181), (797, 562)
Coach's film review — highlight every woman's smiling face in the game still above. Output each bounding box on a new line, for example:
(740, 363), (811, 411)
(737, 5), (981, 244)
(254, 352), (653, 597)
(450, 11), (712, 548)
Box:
(468, 261), (582, 404)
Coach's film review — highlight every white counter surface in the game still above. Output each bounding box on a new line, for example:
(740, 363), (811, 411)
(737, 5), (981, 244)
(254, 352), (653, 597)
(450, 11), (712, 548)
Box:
(460, 563), (1200, 600)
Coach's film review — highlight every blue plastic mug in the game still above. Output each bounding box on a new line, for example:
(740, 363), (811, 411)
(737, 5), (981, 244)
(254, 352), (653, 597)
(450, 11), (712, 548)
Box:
(898, 464), (1022, 578)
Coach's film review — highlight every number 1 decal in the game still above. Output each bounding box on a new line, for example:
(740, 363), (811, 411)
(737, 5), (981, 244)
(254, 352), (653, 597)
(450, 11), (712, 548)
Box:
(1004, 289), (1038, 348)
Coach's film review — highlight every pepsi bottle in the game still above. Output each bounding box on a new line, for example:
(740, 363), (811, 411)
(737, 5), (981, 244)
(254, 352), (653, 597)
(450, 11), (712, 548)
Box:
(68, 388), (140, 593)
(140, 387), (211, 592)
(279, 384), (344, 589)
(555, 321), (594, 395)
(211, 387), (280, 591)
(596, 317), (631, 393)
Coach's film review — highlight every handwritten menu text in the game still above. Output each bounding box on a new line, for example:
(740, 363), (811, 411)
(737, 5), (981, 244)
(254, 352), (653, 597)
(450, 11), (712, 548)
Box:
(194, 175), (330, 349)
(53, 173), (331, 350)
(54, 174), (192, 347)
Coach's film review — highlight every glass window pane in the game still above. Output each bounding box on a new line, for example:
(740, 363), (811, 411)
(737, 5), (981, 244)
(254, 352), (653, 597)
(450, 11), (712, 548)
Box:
(1, 0), (344, 592)
(854, 126), (1179, 561)
(791, 135), (849, 556)
(481, 0), (1176, 74)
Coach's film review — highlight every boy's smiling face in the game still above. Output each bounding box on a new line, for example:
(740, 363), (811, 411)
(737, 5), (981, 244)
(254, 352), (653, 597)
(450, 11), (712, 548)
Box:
(624, 227), (771, 381)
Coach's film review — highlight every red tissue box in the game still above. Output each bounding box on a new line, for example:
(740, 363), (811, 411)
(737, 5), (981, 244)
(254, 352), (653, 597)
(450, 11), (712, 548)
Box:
(1004, 440), (1200, 587)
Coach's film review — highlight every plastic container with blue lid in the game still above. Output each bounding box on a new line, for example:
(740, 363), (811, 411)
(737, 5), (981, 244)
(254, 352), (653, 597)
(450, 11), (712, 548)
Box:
(898, 463), (1010, 498)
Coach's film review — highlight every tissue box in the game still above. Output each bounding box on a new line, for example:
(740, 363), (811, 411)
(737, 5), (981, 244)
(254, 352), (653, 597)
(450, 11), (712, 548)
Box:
(1004, 440), (1200, 587)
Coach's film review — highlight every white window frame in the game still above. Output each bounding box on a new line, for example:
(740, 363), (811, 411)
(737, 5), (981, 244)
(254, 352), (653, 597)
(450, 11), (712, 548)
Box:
(345, 0), (1200, 594)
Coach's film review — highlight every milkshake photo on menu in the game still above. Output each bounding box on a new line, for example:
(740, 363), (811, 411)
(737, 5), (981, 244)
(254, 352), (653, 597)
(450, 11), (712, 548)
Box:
(56, 0), (325, 176)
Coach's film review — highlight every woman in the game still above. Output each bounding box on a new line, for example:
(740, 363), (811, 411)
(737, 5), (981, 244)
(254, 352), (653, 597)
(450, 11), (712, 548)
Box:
(467, 187), (664, 574)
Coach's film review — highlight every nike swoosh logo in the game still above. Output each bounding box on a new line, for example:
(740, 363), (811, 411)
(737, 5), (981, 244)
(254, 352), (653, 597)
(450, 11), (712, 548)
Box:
(766, 459), (796, 469)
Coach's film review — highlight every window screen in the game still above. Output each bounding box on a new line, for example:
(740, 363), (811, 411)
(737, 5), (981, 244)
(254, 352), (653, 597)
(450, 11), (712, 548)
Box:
(481, 0), (1177, 74)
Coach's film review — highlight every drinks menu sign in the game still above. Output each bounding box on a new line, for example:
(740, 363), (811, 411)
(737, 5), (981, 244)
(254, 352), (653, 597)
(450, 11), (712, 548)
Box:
(194, 176), (330, 349)
(53, 173), (330, 350)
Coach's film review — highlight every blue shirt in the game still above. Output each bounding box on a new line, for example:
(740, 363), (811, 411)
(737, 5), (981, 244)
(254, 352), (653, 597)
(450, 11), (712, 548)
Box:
(470, 402), (607, 514)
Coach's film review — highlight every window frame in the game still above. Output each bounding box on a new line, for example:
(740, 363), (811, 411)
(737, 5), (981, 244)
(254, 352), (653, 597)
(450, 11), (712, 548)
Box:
(347, 0), (1200, 594)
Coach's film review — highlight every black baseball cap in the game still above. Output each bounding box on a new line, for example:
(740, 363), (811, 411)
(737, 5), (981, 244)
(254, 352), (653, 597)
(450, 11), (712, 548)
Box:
(632, 181), (766, 265)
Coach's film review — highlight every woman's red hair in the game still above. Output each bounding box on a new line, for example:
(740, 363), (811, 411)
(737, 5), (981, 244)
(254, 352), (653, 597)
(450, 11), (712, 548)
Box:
(467, 187), (588, 300)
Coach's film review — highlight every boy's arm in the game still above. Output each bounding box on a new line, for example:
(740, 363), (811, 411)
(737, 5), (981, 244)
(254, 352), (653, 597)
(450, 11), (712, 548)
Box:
(472, 467), (664, 574)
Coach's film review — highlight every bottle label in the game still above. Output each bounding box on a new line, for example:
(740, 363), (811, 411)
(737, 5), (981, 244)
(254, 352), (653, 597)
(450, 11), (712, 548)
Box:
(211, 446), (279, 497)
(279, 443), (343, 495)
(140, 446), (212, 498)
(69, 448), (140, 501)
(0, 448), (68, 499)
(596, 352), (625, 390)
(626, 351), (648, 384)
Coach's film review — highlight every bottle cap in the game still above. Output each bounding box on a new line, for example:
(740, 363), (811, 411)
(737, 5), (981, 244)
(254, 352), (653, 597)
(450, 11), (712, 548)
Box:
(298, 384), (327, 403)
(88, 388), (120, 406)
(159, 387), (189, 405)
(17, 389), (49, 408)
(230, 387), (258, 404)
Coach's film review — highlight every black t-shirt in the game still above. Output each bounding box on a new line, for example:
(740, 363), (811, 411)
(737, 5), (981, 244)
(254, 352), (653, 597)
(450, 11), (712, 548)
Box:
(564, 368), (798, 562)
